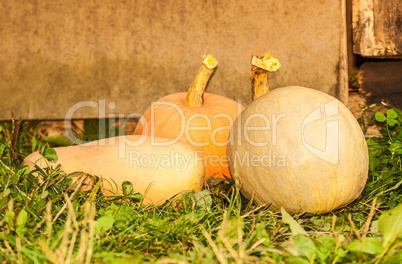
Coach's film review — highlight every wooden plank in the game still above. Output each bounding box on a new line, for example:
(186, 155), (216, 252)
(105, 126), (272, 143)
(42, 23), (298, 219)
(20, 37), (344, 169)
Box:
(352, 0), (402, 58)
(358, 61), (402, 107)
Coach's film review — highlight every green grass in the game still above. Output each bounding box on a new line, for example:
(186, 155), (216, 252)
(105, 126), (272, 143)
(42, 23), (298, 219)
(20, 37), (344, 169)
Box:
(0, 106), (402, 264)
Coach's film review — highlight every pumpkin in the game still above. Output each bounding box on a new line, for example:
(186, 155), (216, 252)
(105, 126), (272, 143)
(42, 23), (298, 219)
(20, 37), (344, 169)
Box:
(23, 135), (205, 205)
(227, 53), (369, 214)
(134, 55), (244, 179)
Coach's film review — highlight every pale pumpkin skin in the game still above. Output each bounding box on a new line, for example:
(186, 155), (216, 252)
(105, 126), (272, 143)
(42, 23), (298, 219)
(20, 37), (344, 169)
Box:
(227, 86), (369, 214)
(23, 135), (205, 205)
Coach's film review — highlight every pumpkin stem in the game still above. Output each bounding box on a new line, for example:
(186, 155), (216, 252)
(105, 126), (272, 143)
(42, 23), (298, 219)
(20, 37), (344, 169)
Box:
(251, 52), (281, 100)
(184, 55), (218, 107)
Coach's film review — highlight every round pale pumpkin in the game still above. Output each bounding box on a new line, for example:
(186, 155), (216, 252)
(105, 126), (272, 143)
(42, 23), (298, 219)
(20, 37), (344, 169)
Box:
(23, 135), (205, 205)
(227, 86), (369, 214)
(135, 55), (244, 179)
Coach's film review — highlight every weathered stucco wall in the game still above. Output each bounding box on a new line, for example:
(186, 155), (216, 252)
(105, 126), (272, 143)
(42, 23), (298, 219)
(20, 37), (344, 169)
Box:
(0, 0), (348, 120)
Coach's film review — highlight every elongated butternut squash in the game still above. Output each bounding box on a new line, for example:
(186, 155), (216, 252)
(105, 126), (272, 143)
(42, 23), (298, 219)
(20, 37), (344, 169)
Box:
(24, 135), (205, 205)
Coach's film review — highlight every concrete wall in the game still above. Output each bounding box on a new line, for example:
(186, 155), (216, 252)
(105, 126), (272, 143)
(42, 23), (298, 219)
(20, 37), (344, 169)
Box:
(0, 0), (348, 120)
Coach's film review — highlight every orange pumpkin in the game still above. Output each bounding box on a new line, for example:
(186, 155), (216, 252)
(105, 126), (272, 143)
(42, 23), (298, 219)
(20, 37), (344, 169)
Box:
(134, 55), (244, 179)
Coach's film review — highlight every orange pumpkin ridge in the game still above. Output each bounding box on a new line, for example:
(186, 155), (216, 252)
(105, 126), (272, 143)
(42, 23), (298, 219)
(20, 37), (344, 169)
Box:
(135, 55), (245, 179)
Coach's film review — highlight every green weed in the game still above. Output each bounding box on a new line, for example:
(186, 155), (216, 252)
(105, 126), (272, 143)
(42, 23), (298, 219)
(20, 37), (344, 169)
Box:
(0, 105), (401, 263)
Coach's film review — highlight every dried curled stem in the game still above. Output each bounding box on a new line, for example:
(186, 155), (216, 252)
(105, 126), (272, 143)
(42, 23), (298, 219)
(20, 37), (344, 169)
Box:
(251, 52), (281, 100)
(184, 55), (218, 107)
